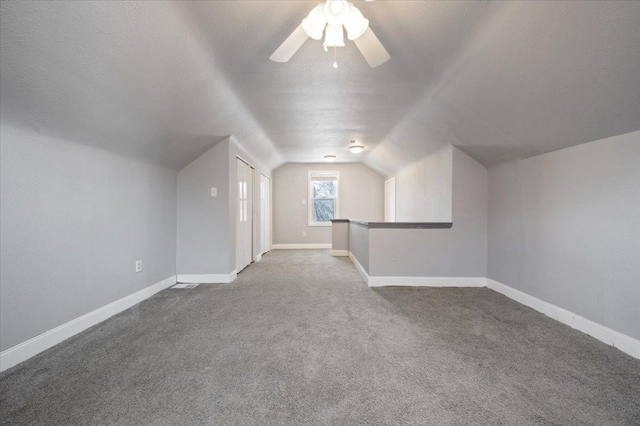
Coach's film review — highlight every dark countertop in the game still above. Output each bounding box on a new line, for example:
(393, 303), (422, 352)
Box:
(331, 219), (452, 229)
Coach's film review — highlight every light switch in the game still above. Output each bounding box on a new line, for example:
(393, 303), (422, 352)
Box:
(211, 187), (217, 197)
(302, 199), (306, 205)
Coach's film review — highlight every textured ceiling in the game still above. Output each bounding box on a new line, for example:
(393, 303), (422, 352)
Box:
(0, 1), (282, 170)
(1, 1), (639, 174)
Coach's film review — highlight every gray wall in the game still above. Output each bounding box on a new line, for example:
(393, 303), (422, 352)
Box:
(451, 146), (488, 274)
(273, 163), (384, 245)
(367, 148), (487, 277)
(488, 130), (640, 340)
(331, 222), (349, 251)
(349, 224), (370, 273)
(176, 138), (231, 275)
(395, 144), (452, 222)
(176, 136), (271, 276)
(0, 125), (177, 351)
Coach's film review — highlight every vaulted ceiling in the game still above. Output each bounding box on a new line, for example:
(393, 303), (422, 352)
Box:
(2, 1), (639, 175)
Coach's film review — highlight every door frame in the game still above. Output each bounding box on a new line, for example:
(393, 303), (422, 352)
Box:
(260, 173), (271, 255)
(384, 177), (396, 222)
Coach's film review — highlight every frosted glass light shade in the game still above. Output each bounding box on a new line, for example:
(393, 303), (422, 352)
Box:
(344, 4), (369, 40)
(349, 145), (364, 154)
(325, 24), (345, 47)
(302, 4), (327, 40)
(324, 154), (337, 162)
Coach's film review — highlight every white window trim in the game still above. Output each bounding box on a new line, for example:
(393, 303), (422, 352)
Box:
(308, 171), (339, 227)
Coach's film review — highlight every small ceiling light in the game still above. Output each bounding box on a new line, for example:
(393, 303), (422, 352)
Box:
(324, 154), (337, 162)
(349, 145), (364, 154)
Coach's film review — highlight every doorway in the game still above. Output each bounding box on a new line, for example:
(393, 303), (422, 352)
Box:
(260, 174), (271, 255)
(385, 177), (396, 222)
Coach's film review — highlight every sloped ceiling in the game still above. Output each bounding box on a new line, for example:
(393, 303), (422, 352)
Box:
(0, 1), (282, 170)
(1, 1), (639, 175)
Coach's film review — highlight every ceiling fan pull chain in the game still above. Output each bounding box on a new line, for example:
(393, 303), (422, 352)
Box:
(333, 45), (338, 69)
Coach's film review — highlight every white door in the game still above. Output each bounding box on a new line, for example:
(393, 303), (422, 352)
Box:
(260, 174), (271, 255)
(236, 158), (254, 272)
(248, 166), (254, 264)
(384, 178), (396, 222)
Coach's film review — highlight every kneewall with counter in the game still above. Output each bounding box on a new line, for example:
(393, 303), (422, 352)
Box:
(343, 146), (487, 287)
(340, 136), (640, 359)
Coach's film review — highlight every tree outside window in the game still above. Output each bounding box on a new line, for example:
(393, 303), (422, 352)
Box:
(308, 171), (339, 226)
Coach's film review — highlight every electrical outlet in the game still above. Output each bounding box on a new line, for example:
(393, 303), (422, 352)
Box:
(389, 251), (397, 262)
(135, 260), (143, 273)
(302, 231), (307, 237)
(210, 187), (217, 197)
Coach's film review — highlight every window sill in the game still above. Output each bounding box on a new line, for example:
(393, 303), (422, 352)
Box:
(308, 222), (332, 227)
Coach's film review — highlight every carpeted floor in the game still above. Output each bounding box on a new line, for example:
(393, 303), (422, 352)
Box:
(1, 250), (639, 425)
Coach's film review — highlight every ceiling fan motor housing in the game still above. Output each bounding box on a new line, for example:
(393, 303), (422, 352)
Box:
(324, 1), (350, 26)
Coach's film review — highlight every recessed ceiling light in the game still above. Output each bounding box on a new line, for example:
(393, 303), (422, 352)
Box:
(349, 145), (364, 154)
(324, 154), (336, 162)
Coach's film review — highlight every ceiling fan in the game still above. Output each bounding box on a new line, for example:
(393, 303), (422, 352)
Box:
(269, 0), (390, 68)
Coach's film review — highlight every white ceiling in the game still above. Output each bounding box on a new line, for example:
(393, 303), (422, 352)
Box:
(1, 1), (639, 175)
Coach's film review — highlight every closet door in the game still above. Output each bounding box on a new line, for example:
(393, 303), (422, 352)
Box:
(236, 158), (254, 273)
(246, 166), (254, 267)
(236, 158), (244, 272)
(237, 158), (248, 272)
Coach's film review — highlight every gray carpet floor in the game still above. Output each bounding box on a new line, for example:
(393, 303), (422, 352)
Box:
(1, 250), (639, 425)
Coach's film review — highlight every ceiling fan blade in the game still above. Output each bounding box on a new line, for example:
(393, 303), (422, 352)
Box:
(353, 27), (390, 68)
(269, 24), (309, 63)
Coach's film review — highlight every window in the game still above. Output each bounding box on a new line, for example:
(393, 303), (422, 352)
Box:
(308, 171), (339, 226)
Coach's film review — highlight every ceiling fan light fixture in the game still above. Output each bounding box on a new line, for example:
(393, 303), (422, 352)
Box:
(349, 145), (364, 154)
(344, 4), (369, 40)
(324, 154), (337, 162)
(270, 0), (390, 68)
(325, 24), (345, 47)
(302, 4), (327, 40)
(324, 0), (349, 26)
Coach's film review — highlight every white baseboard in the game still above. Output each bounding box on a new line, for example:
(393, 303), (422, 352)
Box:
(331, 250), (349, 257)
(0, 275), (178, 373)
(487, 278), (640, 360)
(368, 276), (486, 288)
(177, 271), (237, 284)
(347, 252), (484, 288)
(272, 244), (332, 249)
(349, 252), (369, 283)
(256, 253), (262, 262)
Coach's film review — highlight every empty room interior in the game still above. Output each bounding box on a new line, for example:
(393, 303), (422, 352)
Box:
(1, 1), (639, 424)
